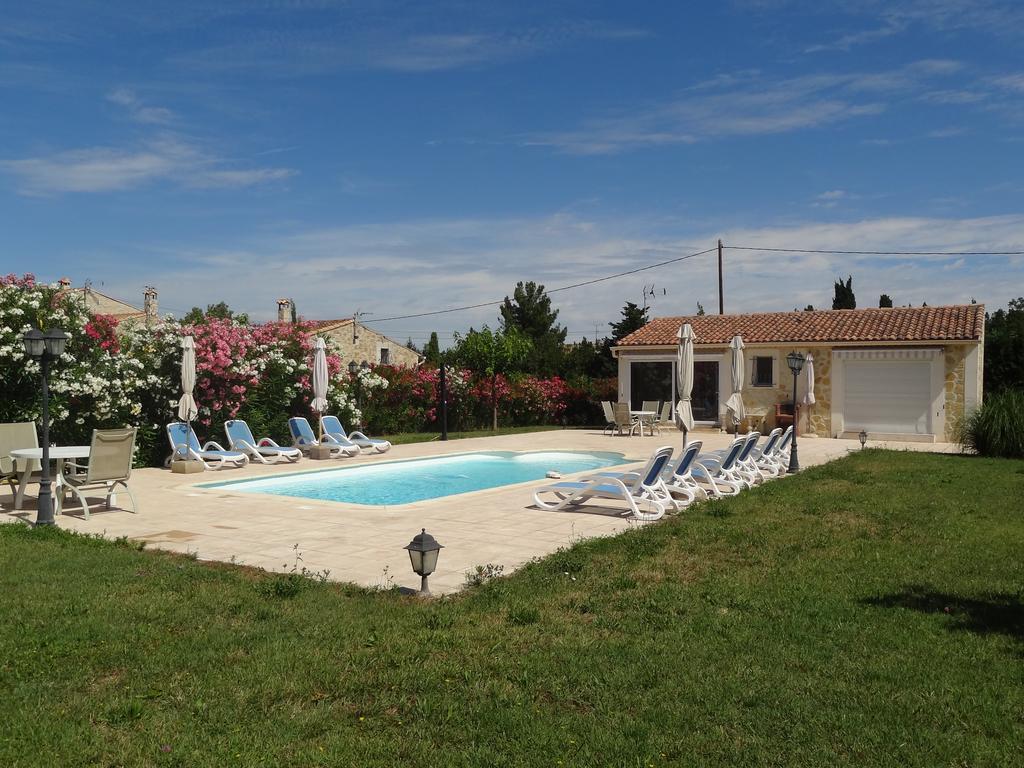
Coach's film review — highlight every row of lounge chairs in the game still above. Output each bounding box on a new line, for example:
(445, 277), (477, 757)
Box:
(533, 426), (794, 521)
(166, 416), (391, 471)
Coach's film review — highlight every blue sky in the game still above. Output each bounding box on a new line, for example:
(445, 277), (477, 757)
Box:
(2, 0), (1023, 344)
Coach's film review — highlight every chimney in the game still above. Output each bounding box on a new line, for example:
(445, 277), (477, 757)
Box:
(58, 277), (72, 287)
(277, 298), (293, 323)
(143, 286), (159, 324)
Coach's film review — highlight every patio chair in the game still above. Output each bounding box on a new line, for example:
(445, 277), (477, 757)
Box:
(612, 402), (638, 436)
(61, 428), (138, 518)
(690, 436), (746, 498)
(601, 401), (617, 435)
(640, 400), (661, 434)
(590, 439), (706, 509)
(0, 422), (39, 501)
(749, 427), (784, 478)
(166, 422), (249, 470)
(287, 417), (358, 458)
(224, 420), (301, 464)
(532, 445), (674, 521)
(656, 401), (673, 429)
(321, 415), (391, 453)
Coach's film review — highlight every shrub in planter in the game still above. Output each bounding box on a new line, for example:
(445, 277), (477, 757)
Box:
(957, 389), (1024, 459)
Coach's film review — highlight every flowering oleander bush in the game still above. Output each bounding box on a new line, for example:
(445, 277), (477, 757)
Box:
(1, 274), (610, 466)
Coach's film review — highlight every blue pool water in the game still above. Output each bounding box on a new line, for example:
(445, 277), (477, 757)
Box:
(204, 450), (628, 506)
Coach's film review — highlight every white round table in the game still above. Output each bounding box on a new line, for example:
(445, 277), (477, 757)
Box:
(629, 411), (656, 436)
(10, 446), (90, 513)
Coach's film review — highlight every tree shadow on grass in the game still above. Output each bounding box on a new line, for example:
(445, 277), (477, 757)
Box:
(862, 584), (1024, 643)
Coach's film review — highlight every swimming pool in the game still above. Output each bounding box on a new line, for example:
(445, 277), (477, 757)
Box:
(203, 450), (629, 506)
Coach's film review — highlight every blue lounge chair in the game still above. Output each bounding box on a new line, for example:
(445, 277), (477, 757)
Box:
(587, 440), (706, 511)
(691, 436), (746, 497)
(321, 415), (391, 453)
(166, 422), (248, 470)
(225, 420), (301, 464)
(287, 417), (359, 458)
(532, 446), (674, 521)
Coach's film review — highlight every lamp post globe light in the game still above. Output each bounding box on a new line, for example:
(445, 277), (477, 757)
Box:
(404, 528), (444, 596)
(22, 326), (69, 526)
(785, 351), (805, 474)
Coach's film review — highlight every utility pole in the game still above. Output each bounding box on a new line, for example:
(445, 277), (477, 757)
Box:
(717, 239), (724, 315)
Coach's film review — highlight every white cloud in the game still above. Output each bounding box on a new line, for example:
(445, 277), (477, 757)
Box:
(1, 136), (296, 195)
(85, 212), (1024, 342)
(527, 62), (965, 154)
(106, 87), (175, 124)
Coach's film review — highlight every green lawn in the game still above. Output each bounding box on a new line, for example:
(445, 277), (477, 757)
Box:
(1, 451), (1022, 766)
(382, 424), (565, 445)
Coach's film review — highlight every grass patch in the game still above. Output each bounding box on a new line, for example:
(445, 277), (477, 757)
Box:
(383, 424), (566, 445)
(1, 451), (1022, 765)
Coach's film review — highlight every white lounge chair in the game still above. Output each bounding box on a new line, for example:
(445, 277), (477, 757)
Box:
(533, 446), (674, 521)
(321, 415), (391, 453)
(166, 422), (249, 470)
(750, 427), (785, 478)
(62, 428), (138, 518)
(288, 417), (358, 458)
(691, 437), (746, 498)
(225, 420), (301, 464)
(706, 432), (763, 488)
(591, 440), (707, 509)
(773, 426), (794, 471)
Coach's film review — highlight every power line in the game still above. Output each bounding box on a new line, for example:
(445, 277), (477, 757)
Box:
(726, 245), (1024, 256)
(371, 246), (717, 323)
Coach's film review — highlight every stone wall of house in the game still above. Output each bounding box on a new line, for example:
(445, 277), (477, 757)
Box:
(943, 344), (970, 442)
(736, 345), (831, 436)
(322, 324), (420, 368)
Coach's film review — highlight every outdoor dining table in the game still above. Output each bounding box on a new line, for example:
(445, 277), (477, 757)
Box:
(9, 446), (90, 514)
(629, 410), (657, 437)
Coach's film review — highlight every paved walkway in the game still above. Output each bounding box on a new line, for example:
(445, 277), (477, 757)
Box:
(1, 429), (956, 594)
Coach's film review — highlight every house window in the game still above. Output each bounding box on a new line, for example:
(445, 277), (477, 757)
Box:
(753, 356), (773, 387)
(379, 347), (390, 365)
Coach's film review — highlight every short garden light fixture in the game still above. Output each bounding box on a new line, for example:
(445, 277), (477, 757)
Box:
(785, 352), (806, 474)
(22, 326), (69, 526)
(404, 528), (444, 596)
(360, 360), (370, 370)
(348, 360), (358, 376)
(859, 429), (868, 450)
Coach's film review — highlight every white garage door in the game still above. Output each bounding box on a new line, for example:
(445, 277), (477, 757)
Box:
(844, 361), (932, 434)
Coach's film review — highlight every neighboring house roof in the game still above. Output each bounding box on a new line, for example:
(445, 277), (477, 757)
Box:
(308, 318), (354, 331)
(616, 305), (985, 347)
(62, 287), (145, 320)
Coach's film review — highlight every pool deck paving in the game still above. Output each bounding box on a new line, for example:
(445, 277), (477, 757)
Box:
(1, 429), (956, 594)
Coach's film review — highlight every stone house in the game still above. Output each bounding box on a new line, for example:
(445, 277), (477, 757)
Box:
(275, 299), (421, 369)
(613, 305), (984, 442)
(59, 280), (160, 326)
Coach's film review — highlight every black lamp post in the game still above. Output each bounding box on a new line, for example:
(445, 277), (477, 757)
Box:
(22, 326), (69, 526)
(785, 351), (805, 474)
(859, 429), (868, 450)
(404, 528), (444, 596)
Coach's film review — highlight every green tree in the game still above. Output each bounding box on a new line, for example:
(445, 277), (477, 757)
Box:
(832, 276), (856, 310)
(450, 326), (532, 429)
(609, 301), (649, 343)
(183, 301), (249, 325)
(423, 332), (441, 365)
(499, 281), (567, 375)
(985, 298), (1024, 392)
(879, 294), (893, 308)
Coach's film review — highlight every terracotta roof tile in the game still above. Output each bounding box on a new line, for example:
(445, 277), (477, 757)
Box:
(616, 305), (985, 347)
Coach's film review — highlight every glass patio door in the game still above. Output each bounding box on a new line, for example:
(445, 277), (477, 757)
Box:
(629, 361), (673, 412)
(691, 361), (719, 421)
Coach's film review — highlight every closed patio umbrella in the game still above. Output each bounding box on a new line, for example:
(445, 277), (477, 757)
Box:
(675, 323), (695, 444)
(311, 337), (329, 439)
(802, 352), (816, 434)
(725, 334), (745, 434)
(178, 336), (199, 463)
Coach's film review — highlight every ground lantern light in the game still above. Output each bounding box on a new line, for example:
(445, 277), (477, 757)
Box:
(22, 326), (69, 526)
(348, 360), (358, 376)
(785, 352), (805, 474)
(404, 528), (444, 596)
(859, 429), (868, 450)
